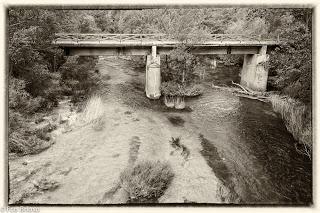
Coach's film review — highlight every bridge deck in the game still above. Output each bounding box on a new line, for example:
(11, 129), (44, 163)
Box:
(54, 33), (280, 47)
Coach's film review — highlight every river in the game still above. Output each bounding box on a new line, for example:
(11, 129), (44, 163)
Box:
(127, 60), (312, 204)
(180, 65), (312, 204)
(9, 57), (312, 205)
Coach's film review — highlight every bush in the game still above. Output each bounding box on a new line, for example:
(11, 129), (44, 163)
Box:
(161, 81), (203, 97)
(9, 77), (46, 114)
(8, 109), (54, 155)
(161, 81), (178, 96)
(120, 161), (174, 203)
(35, 123), (57, 140)
(9, 129), (52, 155)
(59, 56), (101, 103)
(183, 84), (204, 97)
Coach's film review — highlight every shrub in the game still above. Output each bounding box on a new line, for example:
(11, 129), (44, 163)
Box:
(161, 81), (178, 96)
(8, 108), (55, 155)
(8, 77), (46, 114)
(161, 81), (203, 97)
(35, 123), (57, 141)
(183, 84), (204, 97)
(59, 56), (101, 104)
(120, 161), (174, 203)
(9, 130), (52, 155)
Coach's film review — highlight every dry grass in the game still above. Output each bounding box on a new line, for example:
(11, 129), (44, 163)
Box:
(270, 94), (312, 158)
(74, 95), (106, 130)
(119, 161), (174, 203)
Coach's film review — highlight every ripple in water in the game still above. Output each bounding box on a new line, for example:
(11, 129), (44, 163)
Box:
(187, 87), (312, 204)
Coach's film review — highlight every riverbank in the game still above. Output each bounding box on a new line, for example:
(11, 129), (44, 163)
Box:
(269, 94), (312, 158)
(210, 78), (312, 159)
(9, 57), (231, 204)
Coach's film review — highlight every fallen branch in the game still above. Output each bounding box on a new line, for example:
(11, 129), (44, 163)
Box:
(234, 93), (268, 102)
(235, 90), (267, 99)
(211, 84), (235, 92)
(212, 82), (269, 102)
(295, 143), (312, 160)
(231, 81), (254, 94)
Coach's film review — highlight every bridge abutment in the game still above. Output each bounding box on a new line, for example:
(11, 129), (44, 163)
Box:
(240, 46), (269, 92)
(145, 46), (161, 99)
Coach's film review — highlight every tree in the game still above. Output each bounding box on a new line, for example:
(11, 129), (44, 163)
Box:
(266, 9), (312, 104)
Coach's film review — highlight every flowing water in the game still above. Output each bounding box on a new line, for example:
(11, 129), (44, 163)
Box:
(124, 61), (312, 204)
(181, 66), (312, 204)
(9, 58), (312, 205)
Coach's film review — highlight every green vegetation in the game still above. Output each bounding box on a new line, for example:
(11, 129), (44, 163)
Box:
(119, 161), (174, 203)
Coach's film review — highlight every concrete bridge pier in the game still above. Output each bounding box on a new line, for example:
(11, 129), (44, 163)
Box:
(145, 46), (161, 99)
(240, 46), (269, 91)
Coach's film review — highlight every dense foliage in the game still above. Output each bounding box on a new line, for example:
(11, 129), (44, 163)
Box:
(266, 9), (312, 104)
(8, 9), (102, 155)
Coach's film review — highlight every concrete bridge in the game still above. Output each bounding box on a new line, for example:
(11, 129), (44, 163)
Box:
(53, 33), (280, 99)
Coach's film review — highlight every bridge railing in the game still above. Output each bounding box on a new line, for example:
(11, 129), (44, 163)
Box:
(55, 33), (170, 42)
(54, 33), (280, 44)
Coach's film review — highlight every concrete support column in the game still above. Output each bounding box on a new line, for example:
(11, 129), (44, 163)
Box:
(240, 46), (269, 91)
(145, 46), (161, 99)
(152, 45), (157, 60)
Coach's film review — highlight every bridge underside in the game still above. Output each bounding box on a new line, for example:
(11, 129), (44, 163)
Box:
(62, 45), (270, 95)
(62, 45), (270, 94)
(64, 46), (263, 56)
(54, 34), (280, 97)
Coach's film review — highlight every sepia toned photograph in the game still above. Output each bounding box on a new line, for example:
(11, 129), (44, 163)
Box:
(6, 5), (313, 206)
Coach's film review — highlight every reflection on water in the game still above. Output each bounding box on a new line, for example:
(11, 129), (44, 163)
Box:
(184, 65), (312, 204)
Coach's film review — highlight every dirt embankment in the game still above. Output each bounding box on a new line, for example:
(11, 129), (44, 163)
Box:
(9, 57), (231, 204)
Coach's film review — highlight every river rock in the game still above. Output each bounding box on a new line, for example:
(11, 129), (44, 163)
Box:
(22, 160), (31, 166)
